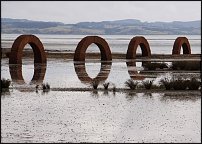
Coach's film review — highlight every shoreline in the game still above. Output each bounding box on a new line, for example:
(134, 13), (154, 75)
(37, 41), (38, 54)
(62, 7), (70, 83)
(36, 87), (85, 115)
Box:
(1, 48), (201, 60)
(3, 87), (201, 94)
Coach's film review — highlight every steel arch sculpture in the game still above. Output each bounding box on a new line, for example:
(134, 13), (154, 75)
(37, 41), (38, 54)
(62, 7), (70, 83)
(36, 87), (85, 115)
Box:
(74, 36), (112, 61)
(126, 36), (151, 66)
(9, 35), (47, 64)
(172, 37), (191, 54)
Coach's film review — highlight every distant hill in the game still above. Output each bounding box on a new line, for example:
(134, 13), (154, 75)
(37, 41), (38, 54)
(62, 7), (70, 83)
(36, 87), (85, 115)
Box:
(1, 18), (201, 35)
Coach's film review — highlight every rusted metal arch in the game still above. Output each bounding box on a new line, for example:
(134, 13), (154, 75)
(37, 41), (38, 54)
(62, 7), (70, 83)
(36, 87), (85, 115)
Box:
(74, 61), (112, 84)
(9, 64), (47, 85)
(126, 36), (151, 66)
(172, 37), (191, 54)
(9, 35), (47, 64)
(74, 36), (112, 61)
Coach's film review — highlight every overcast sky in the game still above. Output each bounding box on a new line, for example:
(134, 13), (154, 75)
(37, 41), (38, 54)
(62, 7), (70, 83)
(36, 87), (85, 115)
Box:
(1, 1), (201, 24)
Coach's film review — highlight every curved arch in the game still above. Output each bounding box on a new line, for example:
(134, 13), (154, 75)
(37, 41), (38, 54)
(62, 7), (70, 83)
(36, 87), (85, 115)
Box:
(126, 36), (151, 66)
(9, 64), (46, 85)
(74, 61), (112, 84)
(9, 35), (47, 64)
(172, 37), (191, 54)
(74, 36), (112, 61)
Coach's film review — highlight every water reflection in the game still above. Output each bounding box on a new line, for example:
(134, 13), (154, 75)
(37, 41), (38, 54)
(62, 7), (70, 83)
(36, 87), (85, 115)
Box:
(9, 64), (46, 85)
(125, 91), (137, 101)
(90, 90), (99, 98)
(41, 89), (50, 95)
(143, 92), (153, 98)
(161, 92), (201, 102)
(74, 61), (112, 84)
(126, 61), (156, 80)
(103, 90), (109, 96)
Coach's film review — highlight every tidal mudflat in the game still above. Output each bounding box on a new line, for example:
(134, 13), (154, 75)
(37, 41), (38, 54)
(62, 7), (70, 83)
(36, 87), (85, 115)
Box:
(1, 57), (201, 143)
(1, 90), (201, 143)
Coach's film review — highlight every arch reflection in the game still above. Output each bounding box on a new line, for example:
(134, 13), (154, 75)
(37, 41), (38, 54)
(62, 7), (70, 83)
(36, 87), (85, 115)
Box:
(74, 61), (112, 84)
(126, 61), (157, 81)
(126, 61), (145, 80)
(9, 63), (46, 85)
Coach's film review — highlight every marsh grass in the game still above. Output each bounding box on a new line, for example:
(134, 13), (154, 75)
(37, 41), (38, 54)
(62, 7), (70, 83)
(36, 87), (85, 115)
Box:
(112, 83), (116, 93)
(142, 80), (154, 90)
(172, 78), (188, 90)
(151, 84), (164, 89)
(1, 79), (11, 89)
(160, 78), (173, 90)
(42, 83), (50, 90)
(103, 82), (110, 90)
(125, 79), (138, 90)
(91, 80), (100, 90)
(187, 78), (200, 90)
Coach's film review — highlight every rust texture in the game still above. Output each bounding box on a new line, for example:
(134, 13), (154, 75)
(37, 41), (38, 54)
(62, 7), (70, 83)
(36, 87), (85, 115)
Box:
(126, 36), (151, 66)
(172, 37), (191, 54)
(74, 36), (112, 61)
(9, 35), (47, 64)
(74, 61), (112, 84)
(9, 64), (46, 85)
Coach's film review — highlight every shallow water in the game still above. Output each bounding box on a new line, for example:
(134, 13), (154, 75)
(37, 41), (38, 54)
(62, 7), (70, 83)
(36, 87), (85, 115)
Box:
(1, 58), (201, 143)
(1, 59), (200, 89)
(1, 90), (201, 143)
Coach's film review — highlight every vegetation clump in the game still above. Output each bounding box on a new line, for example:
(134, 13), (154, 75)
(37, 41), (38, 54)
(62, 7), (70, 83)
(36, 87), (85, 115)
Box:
(142, 80), (154, 90)
(111, 83), (116, 93)
(187, 78), (200, 90)
(91, 80), (100, 90)
(1, 78), (11, 89)
(172, 78), (188, 90)
(125, 79), (138, 90)
(42, 83), (50, 90)
(103, 82), (110, 90)
(160, 78), (173, 90)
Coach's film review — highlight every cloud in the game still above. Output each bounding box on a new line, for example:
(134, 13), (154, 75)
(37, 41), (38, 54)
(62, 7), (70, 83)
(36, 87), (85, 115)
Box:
(1, 1), (201, 24)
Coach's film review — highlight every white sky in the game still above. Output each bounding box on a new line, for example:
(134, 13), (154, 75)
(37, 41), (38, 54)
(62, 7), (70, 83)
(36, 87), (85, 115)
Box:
(1, 1), (201, 24)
